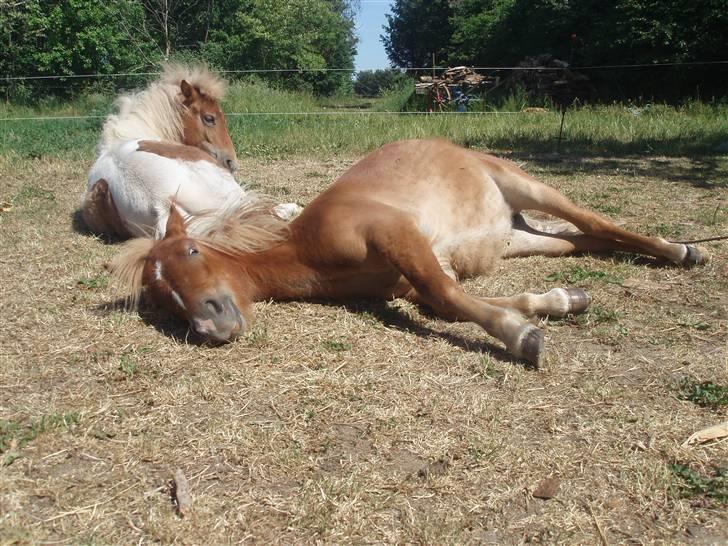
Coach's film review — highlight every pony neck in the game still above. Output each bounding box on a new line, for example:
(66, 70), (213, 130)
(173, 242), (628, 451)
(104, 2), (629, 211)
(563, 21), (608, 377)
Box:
(231, 242), (318, 302)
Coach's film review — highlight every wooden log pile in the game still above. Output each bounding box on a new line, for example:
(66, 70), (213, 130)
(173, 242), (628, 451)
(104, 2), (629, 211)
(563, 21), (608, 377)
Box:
(415, 66), (493, 95)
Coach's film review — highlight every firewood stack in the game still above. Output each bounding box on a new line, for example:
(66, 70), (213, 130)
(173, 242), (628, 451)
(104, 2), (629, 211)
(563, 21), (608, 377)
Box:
(512, 54), (593, 109)
(415, 66), (493, 95)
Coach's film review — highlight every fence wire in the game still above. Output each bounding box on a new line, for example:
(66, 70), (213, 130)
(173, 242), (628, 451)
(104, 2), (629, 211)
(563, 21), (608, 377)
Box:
(2, 60), (726, 81)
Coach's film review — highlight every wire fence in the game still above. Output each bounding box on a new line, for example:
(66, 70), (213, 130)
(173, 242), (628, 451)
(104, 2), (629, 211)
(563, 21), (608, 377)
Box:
(2, 60), (726, 81)
(0, 111), (532, 122)
(1, 61), (725, 123)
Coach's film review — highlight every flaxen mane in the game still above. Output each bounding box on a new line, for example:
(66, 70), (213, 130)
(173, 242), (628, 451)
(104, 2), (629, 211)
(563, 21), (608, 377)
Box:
(100, 64), (227, 151)
(109, 198), (290, 307)
(189, 197), (291, 255)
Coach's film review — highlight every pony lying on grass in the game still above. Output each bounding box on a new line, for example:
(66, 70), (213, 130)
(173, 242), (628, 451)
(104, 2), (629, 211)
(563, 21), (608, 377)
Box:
(81, 65), (300, 238)
(110, 139), (706, 365)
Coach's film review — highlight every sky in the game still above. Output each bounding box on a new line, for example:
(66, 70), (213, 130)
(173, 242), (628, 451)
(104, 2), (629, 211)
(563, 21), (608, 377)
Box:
(354, 0), (394, 71)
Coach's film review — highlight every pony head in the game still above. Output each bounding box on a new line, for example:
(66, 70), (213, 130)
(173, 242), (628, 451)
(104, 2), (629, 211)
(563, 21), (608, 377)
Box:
(166, 65), (239, 172)
(102, 65), (240, 173)
(109, 203), (289, 342)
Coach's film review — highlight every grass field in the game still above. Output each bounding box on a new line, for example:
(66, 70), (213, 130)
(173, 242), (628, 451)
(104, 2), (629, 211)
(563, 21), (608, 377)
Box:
(0, 86), (727, 543)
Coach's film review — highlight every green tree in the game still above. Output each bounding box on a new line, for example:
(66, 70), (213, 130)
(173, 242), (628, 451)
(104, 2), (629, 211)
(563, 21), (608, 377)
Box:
(201, 0), (356, 95)
(382, 0), (453, 69)
(1, 0), (158, 98)
(354, 69), (407, 97)
(1, 0), (358, 99)
(381, 0), (728, 100)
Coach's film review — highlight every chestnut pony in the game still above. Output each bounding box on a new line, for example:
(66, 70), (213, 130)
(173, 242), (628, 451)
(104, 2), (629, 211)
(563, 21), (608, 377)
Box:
(111, 139), (706, 364)
(81, 65), (299, 238)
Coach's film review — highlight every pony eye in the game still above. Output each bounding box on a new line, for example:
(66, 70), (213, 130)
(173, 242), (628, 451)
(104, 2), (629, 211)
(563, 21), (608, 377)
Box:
(202, 114), (216, 126)
(188, 247), (199, 256)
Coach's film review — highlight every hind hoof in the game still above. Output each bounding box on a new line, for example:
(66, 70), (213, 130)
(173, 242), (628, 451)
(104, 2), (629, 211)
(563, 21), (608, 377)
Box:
(682, 245), (708, 267)
(564, 288), (591, 314)
(512, 325), (544, 366)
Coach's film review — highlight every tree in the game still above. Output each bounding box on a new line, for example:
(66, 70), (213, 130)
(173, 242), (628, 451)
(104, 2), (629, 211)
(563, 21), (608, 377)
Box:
(382, 0), (453, 69)
(447, 0), (728, 100)
(380, 0), (728, 100)
(0, 0), (359, 99)
(354, 69), (407, 97)
(1, 0), (157, 96)
(202, 0), (357, 95)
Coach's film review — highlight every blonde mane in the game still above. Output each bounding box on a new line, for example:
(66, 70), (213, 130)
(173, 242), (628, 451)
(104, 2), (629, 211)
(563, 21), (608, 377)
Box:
(109, 198), (291, 307)
(100, 64), (227, 151)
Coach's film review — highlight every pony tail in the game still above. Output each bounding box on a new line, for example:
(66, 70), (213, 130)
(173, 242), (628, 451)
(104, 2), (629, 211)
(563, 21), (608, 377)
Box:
(107, 238), (155, 309)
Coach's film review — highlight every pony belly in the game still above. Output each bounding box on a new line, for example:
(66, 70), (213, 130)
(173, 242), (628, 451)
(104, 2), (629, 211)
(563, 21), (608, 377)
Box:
(436, 218), (512, 279)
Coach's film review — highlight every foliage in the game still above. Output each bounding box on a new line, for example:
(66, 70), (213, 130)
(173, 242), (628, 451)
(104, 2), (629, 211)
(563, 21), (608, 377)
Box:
(383, 0), (728, 101)
(0, 0), (156, 99)
(354, 69), (408, 97)
(0, 0), (358, 99)
(202, 0), (356, 95)
(382, 0), (454, 69)
(2, 85), (727, 159)
(677, 378), (728, 408)
(669, 464), (728, 503)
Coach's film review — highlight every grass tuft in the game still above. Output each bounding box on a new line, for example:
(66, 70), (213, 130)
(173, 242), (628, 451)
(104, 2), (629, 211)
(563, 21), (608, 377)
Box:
(1, 413), (81, 465)
(677, 378), (728, 408)
(669, 464), (728, 503)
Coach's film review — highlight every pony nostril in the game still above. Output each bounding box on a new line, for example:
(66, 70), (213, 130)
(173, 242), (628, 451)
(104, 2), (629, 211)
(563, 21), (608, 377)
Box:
(204, 298), (223, 315)
(226, 159), (239, 172)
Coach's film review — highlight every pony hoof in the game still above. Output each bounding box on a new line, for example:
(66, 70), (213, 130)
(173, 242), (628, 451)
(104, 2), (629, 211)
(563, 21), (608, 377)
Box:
(682, 245), (708, 267)
(565, 288), (591, 314)
(513, 325), (544, 366)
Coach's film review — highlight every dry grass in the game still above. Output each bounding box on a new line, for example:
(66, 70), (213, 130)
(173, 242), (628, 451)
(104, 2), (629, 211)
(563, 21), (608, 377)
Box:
(0, 149), (726, 544)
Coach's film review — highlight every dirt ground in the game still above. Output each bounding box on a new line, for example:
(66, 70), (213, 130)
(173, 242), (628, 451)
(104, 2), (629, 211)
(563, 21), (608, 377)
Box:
(0, 150), (726, 544)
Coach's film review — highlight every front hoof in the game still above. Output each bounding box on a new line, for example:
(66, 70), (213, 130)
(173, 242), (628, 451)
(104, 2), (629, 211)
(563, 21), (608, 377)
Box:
(512, 325), (545, 367)
(682, 245), (708, 267)
(564, 287), (591, 314)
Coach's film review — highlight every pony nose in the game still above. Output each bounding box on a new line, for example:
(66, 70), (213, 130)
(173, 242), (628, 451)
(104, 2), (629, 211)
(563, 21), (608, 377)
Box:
(204, 298), (224, 315)
(192, 295), (244, 341)
(226, 158), (239, 172)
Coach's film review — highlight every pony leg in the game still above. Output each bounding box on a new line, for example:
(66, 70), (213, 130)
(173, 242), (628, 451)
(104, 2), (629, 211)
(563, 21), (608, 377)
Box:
(491, 165), (706, 266)
(81, 179), (130, 238)
(369, 216), (545, 364)
(477, 288), (591, 318)
(409, 252), (591, 320)
(505, 213), (647, 258)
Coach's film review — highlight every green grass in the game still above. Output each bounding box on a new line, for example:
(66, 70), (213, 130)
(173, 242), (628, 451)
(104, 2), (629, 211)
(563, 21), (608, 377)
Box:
(669, 464), (727, 503)
(321, 339), (351, 352)
(1, 80), (727, 159)
(677, 378), (728, 408)
(1, 413), (81, 465)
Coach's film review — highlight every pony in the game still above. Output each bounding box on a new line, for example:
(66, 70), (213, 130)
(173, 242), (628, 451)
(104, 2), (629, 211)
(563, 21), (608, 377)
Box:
(109, 139), (706, 365)
(81, 65), (300, 238)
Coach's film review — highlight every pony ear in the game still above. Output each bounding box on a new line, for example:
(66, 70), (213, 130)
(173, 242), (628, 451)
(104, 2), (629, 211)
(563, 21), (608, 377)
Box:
(180, 79), (197, 100)
(165, 204), (187, 239)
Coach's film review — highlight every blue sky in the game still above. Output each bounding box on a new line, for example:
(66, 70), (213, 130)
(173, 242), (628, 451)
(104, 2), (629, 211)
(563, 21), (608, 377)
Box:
(354, 0), (394, 71)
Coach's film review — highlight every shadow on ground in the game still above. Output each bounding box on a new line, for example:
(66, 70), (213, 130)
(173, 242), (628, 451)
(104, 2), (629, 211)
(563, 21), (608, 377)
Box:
(499, 150), (728, 190)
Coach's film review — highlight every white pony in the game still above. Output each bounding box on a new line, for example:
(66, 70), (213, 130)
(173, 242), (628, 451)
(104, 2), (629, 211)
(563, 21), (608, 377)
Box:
(81, 65), (300, 238)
